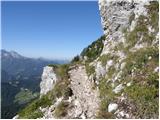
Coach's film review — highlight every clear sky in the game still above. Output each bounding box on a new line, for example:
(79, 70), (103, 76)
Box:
(2, 1), (103, 60)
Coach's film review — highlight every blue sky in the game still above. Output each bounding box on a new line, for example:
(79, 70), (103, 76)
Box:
(2, 1), (103, 60)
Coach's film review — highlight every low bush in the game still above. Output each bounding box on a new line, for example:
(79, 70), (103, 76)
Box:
(81, 35), (105, 62)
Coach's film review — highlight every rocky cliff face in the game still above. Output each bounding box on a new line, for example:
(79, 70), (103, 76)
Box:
(17, 0), (159, 119)
(40, 66), (57, 96)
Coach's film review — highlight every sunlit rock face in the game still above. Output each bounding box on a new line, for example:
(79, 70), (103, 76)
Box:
(97, 0), (159, 119)
(98, 0), (154, 55)
(40, 66), (57, 96)
(98, 0), (152, 35)
(99, 0), (133, 37)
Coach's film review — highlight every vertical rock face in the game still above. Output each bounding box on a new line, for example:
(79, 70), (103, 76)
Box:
(98, 0), (154, 55)
(99, 0), (152, 35)
(40, 66), (57, 95)
(97, 0), (159, 119)
(99, 0), (133, 37)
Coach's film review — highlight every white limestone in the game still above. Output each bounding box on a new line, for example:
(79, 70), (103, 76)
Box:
(113, 84), (124, 94)
(95, 61), (106, 79)
(108, 103), (118, 112)
(127, 82), (132, 87)
(40, 66), (57, 96)
(154, 67), (159, 73)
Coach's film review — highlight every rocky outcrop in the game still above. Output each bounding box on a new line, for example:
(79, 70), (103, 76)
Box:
(96, 0), (159, 118)
(40, 66), (57, 96)
(99, 0), (154, 56)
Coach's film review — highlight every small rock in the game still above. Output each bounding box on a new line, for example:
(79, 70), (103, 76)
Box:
(13, 115), (19, 119)
(127, 82), (132, 87)
(68, 97), (72, 103)
(113, 84), (124, 94)
(107, 60), (113, 66)
(148, 56), (152, 60)
(118, 111), (129, 118)
(154, 67), (159, 73)
(81, 112), (86, 119)
(120, 62), (126, 70)
(108, 103), (118, 112)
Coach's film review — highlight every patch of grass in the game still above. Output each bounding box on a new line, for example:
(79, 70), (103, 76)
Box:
(54, 101), (69, 118)
(99, 54), (111, 66)
(97, 77), (116, 118)
(145, 1), (159, 32)
(85, 63), (95, 76)
(123, 46), (158, 75)
(107, 66), (116, 79)
(96, 110), (114, 119)
(55, 64), (69, 80)
(48, 64), (58, 68)
(126, 15), (149, 48)
(18, 93), (52, 118)
(124, 1), (159, 48)
(113, 42), (124, 52)
(124, 11), (157, 49)
(121, 46), (159, 118)
(50, 79), (72, 99)
(14, 89), (39, 105)
(99, 54), (119, 66)
(125, 83), (158, 118)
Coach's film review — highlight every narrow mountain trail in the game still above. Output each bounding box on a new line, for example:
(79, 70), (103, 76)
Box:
(69, 65), (100, 118)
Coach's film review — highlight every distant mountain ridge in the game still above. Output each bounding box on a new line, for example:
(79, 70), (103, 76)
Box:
(1, 49), (69, 78)
(1, 49), (69, 119)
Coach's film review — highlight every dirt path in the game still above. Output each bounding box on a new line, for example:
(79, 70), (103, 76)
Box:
(69, 65), (100, 118)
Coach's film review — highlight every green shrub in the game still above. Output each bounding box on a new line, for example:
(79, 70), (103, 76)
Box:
(71, 55), (80, 63)
(81, 35), (105, 62)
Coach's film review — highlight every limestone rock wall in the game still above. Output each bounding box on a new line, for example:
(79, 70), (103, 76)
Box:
(40, 66), (57, 96)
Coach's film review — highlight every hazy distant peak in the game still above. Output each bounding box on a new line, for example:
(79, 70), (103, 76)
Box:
(1, 49), (23, 59)
(10, 51), (23, 59)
